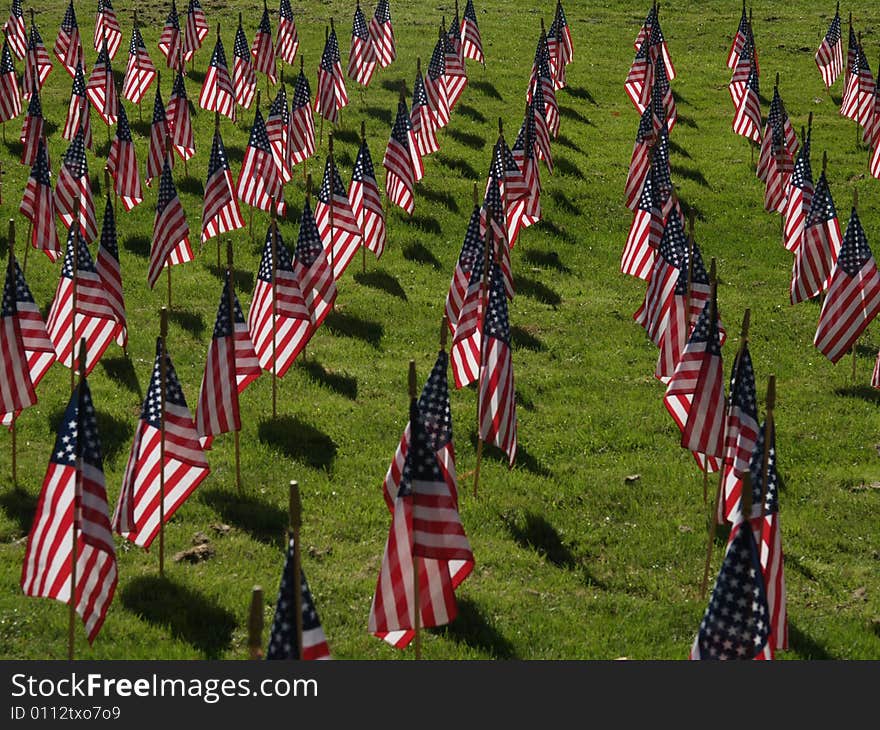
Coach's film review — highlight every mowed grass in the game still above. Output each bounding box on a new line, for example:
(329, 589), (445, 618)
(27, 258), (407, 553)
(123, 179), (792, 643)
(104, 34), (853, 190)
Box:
(1, 0), (879, 659)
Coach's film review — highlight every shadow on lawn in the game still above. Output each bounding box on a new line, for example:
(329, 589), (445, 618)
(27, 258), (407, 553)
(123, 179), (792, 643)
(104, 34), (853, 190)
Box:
(671, 164), (711, 189)
(430, 597), (518, 658)
(0, 488), (38, 538)
(556, 133), (583, 154)
(548, 188), (581, 215)
(559, 105), (594, 127)
(669, 139), (692, 160)
(522, 248), (571, 274)
(121, 576), (236, 659)
(565, 85), (597, 105)
(123, 235), (152, 258)
(199, 488), (287, 546)
(470, 79), (503, 101)
(324, 309), (384, 347)
(331, 128), (361, 146)
(354, 269), (408, 300)
(447, 128), (486, 151)
(554, 157), (585, 180)
(402, 241), (443, 270)
(380, 78), (408, 95)
(295, 358), (358, 400)
(258, 415), (337, 470)
(204, 263), (255, 294)
(789, 622), (835, 660)
(401, 214), (443, 236)
(436, 153), (480, 180)
(502, 510), (576, 569)
(834, 385), (880, 405)
(510, 325), (546, 352)
(457, 103), (487, 124)
(417, 185), (460, 214)
(100, 355), (143, 400)
(515, 275), (562, 307)
(365, 105), (393, 126)
(468, 432), (552, 478)
(168, 309), (206, 338)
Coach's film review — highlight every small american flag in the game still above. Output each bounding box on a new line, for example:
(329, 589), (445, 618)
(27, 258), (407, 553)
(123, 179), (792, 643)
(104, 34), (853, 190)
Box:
(0, 254), (37, 420)
(510, 106), (542, 229)
(425, 36), (450, 128)
(202, 128), (245, 243)
(3, 0), (25, 59)
(62, 62), (93, 151)
(24, 21), (53, 98)
(480, 181), (515, 301)
(529, 51), (559, 141)
(316, 156), (363, 280)
(530, 83), (553, 173)
(790, 172), (842, 304)
(0, 33), (21, 123)
(199, 33), (236, 121)
(548, 0), (573, 87)
(732, 59), (761, 143)
(369, 0), (395, 68)
(459, 0), (483, 65)
(148, 159), (192, 289)
(251, 2), (277, 84)
(266, 86), (292, 183)
(349, 137), (386, 259)
(233, 17), (256, 109)
(446, 204), (484, 337)
(816, 4), (843, 89)
(167, 71), (195, 161)
(625, 106), (655, 210)
(19, 79), (43, 166)
(844, 21), (857, 93)
(651, 55), (676, 134)
(294, 199), (337, 335)
(107, 101), (144, 211)
(757, 87), (796, 213)
(450, 242), (484, 389)
(54, 0), (83, 77)
(20, 376), (118, 644)
(56, 125), (98, 243)
(348, 2), (377, 88)
(782, 127), (813, 252)
(182, 0), (208, 61)
(247, 223), (311, 377)
(275, 0), (298, 65)
(622, 165), (661, 281)
(646, 6), (674, 80)
(158, 0), (183, 71)
(443, 21), (467, 111)
(95, 196), (127, 349)
(236, 105), (285, 215)
(113, 338), (209, 547)
(46, 224), (118, 375)
(625, 37), (652, 114)
(726, 2), (749, 69)
(145, 85), (170, 186)
(267, 534), (331, 660)
(19, 138), (62, 262)
(315, 24), (348, 125)
(383, 97), (421, 215)
(93, 0), (121, 60)
(728, 30), (754, 109)
(814, 207), (880, 363)
(842, 42), (875, 129)
(290, 68), (315, 165)
(122, 23), (156, 105)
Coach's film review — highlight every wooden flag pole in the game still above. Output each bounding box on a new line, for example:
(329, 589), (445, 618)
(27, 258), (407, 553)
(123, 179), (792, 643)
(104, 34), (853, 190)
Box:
(361, 120), (368, 274)
(319, 27), (327, 146)
(270, 198), (278, 418)
(300, 56), (309, 185)
(70, 199), (80, 394)
(247, 586), (264, 659)
(7, 220), (16, 488)
(853, 188), (859, 380)
(328, 133), (336, 279)
(473, 222), (494, 498)
(759, 376), (776, 516)
(158, 307), (169, 577)
(69, 337), (88, 660)
(134, 10), (143, 122)
(408, 360), (422, 660)
(215, 113), (222, 268)
(227, 242), (242, 491)
(289, 480), (304, 659)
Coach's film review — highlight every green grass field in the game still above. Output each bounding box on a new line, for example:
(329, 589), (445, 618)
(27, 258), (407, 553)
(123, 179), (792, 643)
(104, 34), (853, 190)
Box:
(1, 0), (879, 660)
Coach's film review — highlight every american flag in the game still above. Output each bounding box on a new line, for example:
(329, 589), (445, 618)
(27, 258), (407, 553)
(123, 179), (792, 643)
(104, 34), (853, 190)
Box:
(348, 2), (377, 88)
(622, 165), (662, 281)
(0, 33), (21, 123)
(196, 271), (262, 445)
(113, 337), (209, 547)
(689, 516), (771, 660)
(266, 85), (292, 183)
(446, 204), (484, 336)
(3, 0), (25, 59)
(651, 54), (676, 135)
(790, 172), (842, 304)
(874, 348), (880, 388)
(425, 35), (450, 128)
(349, 137), (386, 259)
(315, 24), (348, 125)
(148, 159), (192, 289)
(93, 0), (121, 60)
(107, 101), (144, 212)
(20, 376), (118, 644)
(0, 255), (54, 428)
(814, 207), (880, 363)
(510, 105), (542, 229)
(530, 81), (553, 173)
(0, 254), (37, 421)
(202, 128), (245, 243)
(233, 16), (256, 109)
(46, 224), (117, 375)
(316, 156), (363, 280)
(549, 1), (573, 79)
(19, 138), (61, 262)
(625, 36), (652, 114)
(24, 21), (53, 98)
(369, 0), (395, 69)
(856, 45), (876, 131)
(251, 2), (277, 84)
(645, 6), (674, 81)
(293, 199), (337, 336)
(145, 85), (170, 186)
(546, 15), (566, 90)
(122, 23), (156, 105)
(484, 137), (528, 247)
(844, 20), (857, 94)
(247, 223), (311, 377)
(369, 350), (474, 648)
(95, 196), (126, 348)
(199, 33), (236, 121)
(62, 62), (93, 151)
(726, 1), (749, 69)
(757, 87), (796, 214)
(442, 22), (468, 111)
(19, 79), (43, 166)
(732, 59), (761, 143)
(816, 4), (843, 89)
(459, 0), (483, 65)
(55, 125), (98, 244)
(529, 33), (560, 139)
(871, 118), (880, 181)
(450, 239), (486, 390)
(267, 534), (332, 660)
(167, 71), (195, 161)
(182, 0), (208, 62)
(479, 259), (517, 467)
(783, 126), (813, 252)
(625, 106), (655, 210)
(275, 0), (298, 65)
(480, 180), (515, 297)
(384, 97), (421, 215)
(236, 105), (285, 215)
(54, 0), (83, 77)
(728, 30), (754, 109)
(290, 68), (315, 165)
(663, 295), (725, 474)
(158, 0), (183, 71)
(863, 75), (880, 151)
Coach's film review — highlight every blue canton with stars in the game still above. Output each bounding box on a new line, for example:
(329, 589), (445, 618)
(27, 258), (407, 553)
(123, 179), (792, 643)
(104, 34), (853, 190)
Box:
(206, 129), (231, 179)
(292, 71), (311, 109)
(374, 0), (391, 25)
(51, 379), (104, 470)
(164, 0), (180, 32)
(294, 200), (324, 268)
(61, 225), (98, 279)
(838, 208), (875, 277)
(317, 158), (346, 203)
(269, 86), (289, 122)
(31, 140), (52, 186)
(658, 210), (687, 271)
(157, 160), (180, 216)
(791, 127), (812, 190)
(1, 40), (16, 75)
(727, 345), (757, 429)
(257, 6), (272, 35)
(748, 419), (780, 516)
(234, 22), (250, 60)
(412, 70), (429, 110)
(257, 225), (294, 283)
(12, 259), (37, 305)
(320, 28), (340, 71)
(351, 140), (376, 183)
(100, 196), (119, 261)
(352, 4), (370, 41)
(152, 85), (167, 124)
(2, 262), (18, 318)
(141, 337), (191, 427)
(171, 71), (188, 101)
(428, 37), (445, 81)
(676, 238), (710, 296)
(247, 108), (272, 153)
(806, 173), (837, 227)
(689, 298), (722, 356)
(210, 271), (246, 340)
(457, 207), (485, 276)
(72, 62), (87, 99)
(61, 1), (78, 33)
(483, 260), (511, 345)
(391, 98), (413, 146)
(209, 36), (229, 71)
(116, 101), (133, 142)
(130, 25), (147, 55)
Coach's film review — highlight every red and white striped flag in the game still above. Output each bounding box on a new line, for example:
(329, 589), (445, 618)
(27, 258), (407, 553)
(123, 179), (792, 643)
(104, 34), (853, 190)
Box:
(732, 59), (762, 143)
(0, 33), (21, 124)
(275, 0), (298, 65)
(383, 97), (422, 215)
(625, 37), (652, 114)
(55, 125), (98, 244)
(530, 83), (553, 173)
(107, 101), (143, 212)
(247, 223), (311, 377)
(445, 204), (484, 337)
(783, 127), (813, 252)
(459, 0), (483, 65)
(411, 66), (438, 157)
(814, 207), (880, 363)
(315, 155), (363, 280)
(729, 30), (756, 109)
(251, 1), (276, 83)
(23, 21), (53, 98)
(266, 86), (292, 183)
(54, 0), (83, 77)
(510, 105), (542, 229)
(237, 105), (285, 215)
(425, 37), (450, 128)
(290, 67), (315, 165)
(0, 254), (37, 422)
(756, 86), (797, 213)
(443, 21), (468, 111)
(369, 350), (474, 649)
(20, 376), (118, 644)
(166, 71), (195, 161)
(348, 2), (377, 87)
(790, 172), (842, 304)
(62, 61), (93, 151)
(113, 338), (209, 547)
(816, 3), (843, 89)
(148, 159), (193, 289)
(3, 0), (25, 59)
(182, 0), (208, 62)
(233, 16), (256, 110)
(727, 1), (749, 69)
(95, 196), (126, 349)
(46, 224), (118, 375)
(450, 240), (485, 389)
(293, 199), (337, 338)
(622, 165), (662, 281)
(145, 84), (170, 186)
(349, 137), (386, 259)
(841, 42), (874, 129)
(19, 79), (43, 166)
(20, 138), (61, 262)
(528, 43), (559, 139)
(202, 127), (245, 243)
(158, 0), (183, 71)
(199, 30), (236, 121)
(122, 22), (155, 105)
(315, 23), (347, 125)
(93, 0), (121, 60)
(369, 0), (395, 69)
(625, 105), (656, 210)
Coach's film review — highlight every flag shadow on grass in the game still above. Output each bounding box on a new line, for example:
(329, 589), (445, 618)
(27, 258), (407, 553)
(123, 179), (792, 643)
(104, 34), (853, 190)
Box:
(188, 69), (207, 85)
(123, 235), (152, 258)
(457, 103), (486, 124)
(536, 218), (576, 245)
(447, 128), (486, 151)
(365, 105), (393, 126)
(130, 119), (152, 137)
(100, 354), (144, 400)
(563, 85), (597, 105)
(0, 488), (38, 539)
(668, 139), (692, 160)
(547, 188), (581, 215)
(514, 275), (562, 307)
(470, 79), (503, 101)
(295, 358), (358, 400)
(522, 248), (571, 274)
(468, 432), (552, 478)
(224, 145), (245, 164)
(559, 105), (594, 128)
(554, 157), (585, 181)
(674, 115), (698, 130)
(670, 164), (711, 189)
(379, 78), (408, 95)
(204, 263), (255, 293)
(177, 176), (205, 196)
(324, 310), (384, 348)
(168, 309), (206, 338)
(258, 415), (337, 470)
(416, 185), (460, 214)
(199, 488), (287, 546)
(402, 241), (443, 270)
(2, 139), (23, 157)
(429, 598), (518, 659)
(353, 269), (407, 300)
(49, 408), (132, 467)
(120, 575), (236, 659)
(500, 510), (577, 570)
(555, 133), (583, 154)
(401, 214), (442, 236)
(510, 325), (546, 353)
(788, 621), (834, 660)
(833, 385), (880, 404)
(436, 153), (479, 180)
(330, 128), (361, 145)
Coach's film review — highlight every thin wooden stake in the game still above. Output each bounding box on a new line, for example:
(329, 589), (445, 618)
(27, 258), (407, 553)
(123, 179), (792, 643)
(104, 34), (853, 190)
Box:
(70, 200), (80, 394)
(361, 121), (367, 273)
(473, 224), (494, 498)
(248, 586), (264, 659)
(289, 480), (304, 659)
(159, 307), (168, 577)
(7, 220), (16, 487)
(270, 201), (278, 419)
(328, 134), (336, 281)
